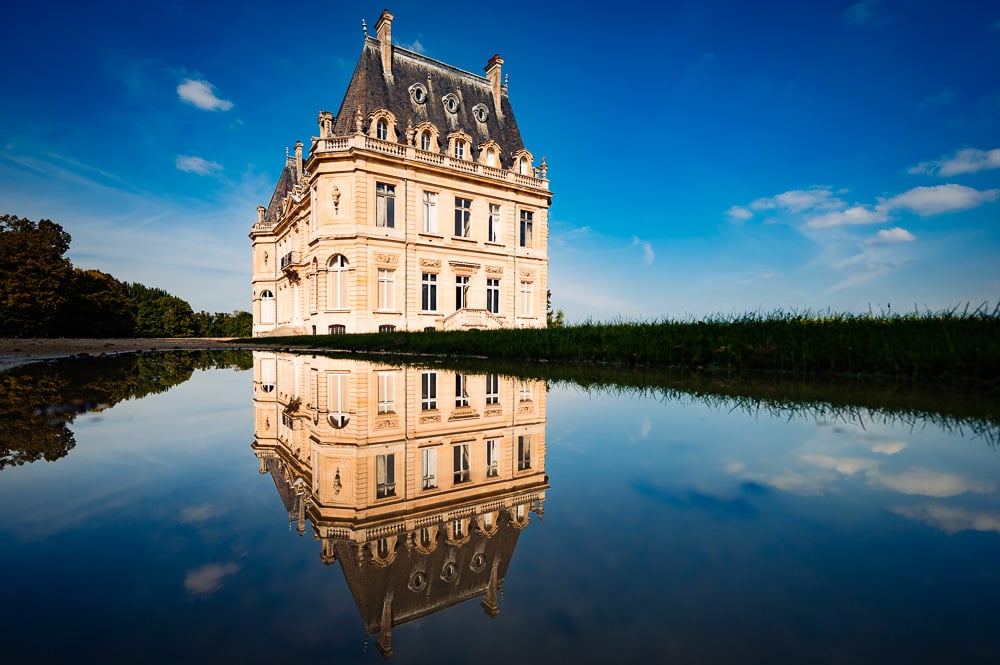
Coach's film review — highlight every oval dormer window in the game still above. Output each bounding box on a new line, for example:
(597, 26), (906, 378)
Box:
(442, 93), (459, 114)
(409, 83), (427, 104)
(328, 413), (350, 429)
(472, 103), (489, 123)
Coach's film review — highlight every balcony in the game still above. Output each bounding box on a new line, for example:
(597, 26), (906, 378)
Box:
(440, 308), (505, 331)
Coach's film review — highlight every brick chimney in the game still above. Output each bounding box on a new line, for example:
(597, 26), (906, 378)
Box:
(485, 54), (504, 115)
(375, 9), (394, 79)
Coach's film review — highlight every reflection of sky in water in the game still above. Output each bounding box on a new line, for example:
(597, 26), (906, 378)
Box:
(1, 364), (998, 663)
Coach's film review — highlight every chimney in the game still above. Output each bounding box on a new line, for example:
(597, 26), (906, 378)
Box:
(294, 141), (303, 182)
(257, 205), (265, 224)
(375, 9), (394, 79)
(485, 54), (504, 114)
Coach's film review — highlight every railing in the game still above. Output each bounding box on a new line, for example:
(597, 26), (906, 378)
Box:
(280, 252), (298, 269)
(441, 308), (505, 331)
(309, 133), (549, 190)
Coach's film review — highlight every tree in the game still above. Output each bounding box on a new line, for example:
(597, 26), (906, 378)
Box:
(64, 269), (137, 337)
(0, 214), (74, 337)
(546, 288), (565, 328)
(128, 283), (196, 337)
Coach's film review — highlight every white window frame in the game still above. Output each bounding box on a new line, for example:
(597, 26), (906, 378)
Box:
(488, 203), (501, 243)
(453, 443), (470, 484)
(520, 281), (533, 316)
(486, 438), (499, 477)
(455, 275), (469, 310)
(517, 435), (531, 471)
(376, 182), (395, 228)
(327, 255), (349, 310)
(377, 372), (396, 414)
(376, 119), (388, 140)
(519, 210), (533, 247)
(422, 191), (438, 233)
(378, 269), (395, 311)
(421, 447), (438, 490)
(454, 197), (472, 238)
(485, 374), (499, 405)
(455, 374), (469, 408)
(376, 453), (396, 498)
(421, 272), (438, 312)
(455, 140), (465, 161)
(486, 278), (500, 314)
(421, 372), (437, 410)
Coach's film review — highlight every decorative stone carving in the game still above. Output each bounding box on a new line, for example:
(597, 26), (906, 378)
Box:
(485, 265), (503, 275)
(375, 253), (399, 265)
(420, 258), (441, 269)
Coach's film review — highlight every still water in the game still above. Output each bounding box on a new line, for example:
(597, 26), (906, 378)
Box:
(1, 351), (998, 664)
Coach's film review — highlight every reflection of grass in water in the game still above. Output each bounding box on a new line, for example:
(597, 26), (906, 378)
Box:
(245, 305), (1000, 383)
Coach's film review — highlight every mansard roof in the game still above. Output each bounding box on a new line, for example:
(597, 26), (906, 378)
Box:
(263, 158), (296, 225)
(332, 37), (527, 169)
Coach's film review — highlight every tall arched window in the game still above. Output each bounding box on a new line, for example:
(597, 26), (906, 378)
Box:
(420, 131), (432, 151)
(518, 157), (529, 175)
(327, 255), (349, 309)
(260, 290), (275, 324)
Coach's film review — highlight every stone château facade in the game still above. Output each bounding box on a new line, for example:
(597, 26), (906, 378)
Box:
(251, 9), (550, 336)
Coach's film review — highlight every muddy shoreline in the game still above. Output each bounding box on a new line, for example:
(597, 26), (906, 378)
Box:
(0, 338), (260, 373)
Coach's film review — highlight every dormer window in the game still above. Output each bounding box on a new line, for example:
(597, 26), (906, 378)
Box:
(409, 83), (427, 104)
(376, 119), (388, 140)
(485, 149), (496, 167)
(519, 157), (529, 175)
(442, 93), (459, 114)
(472, 103), (489, 123)
(420, 131), (432, 151)
(455, 140), (466, 161)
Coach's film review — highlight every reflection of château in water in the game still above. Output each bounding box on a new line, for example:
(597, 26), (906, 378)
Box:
(251, 352), (547, 656)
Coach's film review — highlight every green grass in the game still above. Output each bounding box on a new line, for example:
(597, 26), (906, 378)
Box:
(236, 305), (1000, 383)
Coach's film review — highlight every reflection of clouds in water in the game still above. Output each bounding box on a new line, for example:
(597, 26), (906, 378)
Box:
(179, 504), (226, 524)
(873, 469), (994, 498)
(184, 563), (239, 595)
(893, 504), (1000, 535)
(868, 440), (908, 455)
(800, 453), (880, 476)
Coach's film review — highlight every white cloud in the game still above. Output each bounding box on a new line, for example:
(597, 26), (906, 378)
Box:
(908, 148), (1000, 176)
(865, 227), (916, 245)
(177, 78), (233, 111)
(750, 188), (843, 214)
(868, 440), (908, 455)
(176, 155), (222, 175)
(882, 184), (999, 216)
(179, 504), (226, 523)
(631, 236), (655, 265)
(873, 468), (994, 497)
(805, 205), (889, 229)
(800, 453), (880, 476)
(726, 205), (753, 222)
(893, 504), (1000, 535)
(399, 38), (426, 54)
(184, 562), (239, 594)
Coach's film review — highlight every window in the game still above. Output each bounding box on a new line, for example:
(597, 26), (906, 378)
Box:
(327, 255), (349, 309)
(485, 374), (499, 404)
(328, 324), (345, 334)
(518, 156), (529, 175)
(421, 272), (437, 311)
(421, 447), (438, 490)
(422, 191), (438, 233)
(520, 281), (533, 316)
(455, 140), (465, 160)
(376, 182), (395, 228)
(519, 380), (532, 402)
(420, 131), (432, 151)
(421, 372), (437, 410)
(517, 435), (531, 470)
(376, 538), (391, 558)
(376, 453), (396, 498)
(486, 438), (499, 477)
(453, 444), (470, 484)
(455, 374), (469, 408)
(473, 103), (489, 123)
(485, 149), (496, 167)
(260, 356), (275, 393)
(327, 373), (349, 428)
(455, 275), (469, 310)
(519, 210), (533, 247)
(377, 372), (396, 414)
(442, 93), (459, 114)
(486, 279), (500, 314)
(378, 324), (396, 333)
(410, 83), (427, 105)
(376, 119), (388, 140)
(260, 290), (275, 324)
(454, 197), (471, 237)
(378, 269), (395, 311)
(488, 204), (501, 243)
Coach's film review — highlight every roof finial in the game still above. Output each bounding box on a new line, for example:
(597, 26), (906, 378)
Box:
(361, 18), (368, 36)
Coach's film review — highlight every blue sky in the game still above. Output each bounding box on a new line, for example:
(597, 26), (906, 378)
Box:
(2, 0), (997, 320)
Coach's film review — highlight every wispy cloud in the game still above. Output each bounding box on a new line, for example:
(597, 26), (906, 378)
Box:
(882, 184), (1000, 216)
(749, 188), (844, 214)
(184, 562), (239, 595)
(865, 227), (915, 245)
(177, 78), (233, 111)
(908, 147), (1000, 176)
(873, 468), (995, 497)
(398, 38), (426, 54)
(918, 89), (957, 109)
(726, 205), (753, 222)
(843, 1), (875, 25)
(893, 504), (1000, 535)
(805, 205), (888, 229)
(631, 236), (655, 265)
(176, 155), (222, 175)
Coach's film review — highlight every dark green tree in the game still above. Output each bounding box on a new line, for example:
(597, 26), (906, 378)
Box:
(128, 283), (196, 337)
(546, 288), (565, 328)
(0, 214), (74, 337)
(64, 269), (138, 337)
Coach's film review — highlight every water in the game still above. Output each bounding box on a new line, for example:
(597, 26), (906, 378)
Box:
(1, 351), (998, 664)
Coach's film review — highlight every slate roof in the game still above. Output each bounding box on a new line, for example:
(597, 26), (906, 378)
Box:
(263, 158), (296, 225)
(332, 37), (527, 169)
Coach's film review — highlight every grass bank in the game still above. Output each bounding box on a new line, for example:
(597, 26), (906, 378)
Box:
(238, 307), (1000, 383)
